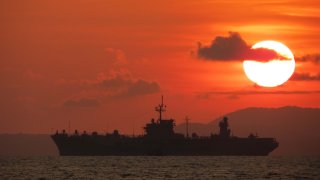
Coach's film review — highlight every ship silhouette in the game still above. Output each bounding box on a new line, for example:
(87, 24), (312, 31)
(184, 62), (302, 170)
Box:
(51, 96), (279, 156)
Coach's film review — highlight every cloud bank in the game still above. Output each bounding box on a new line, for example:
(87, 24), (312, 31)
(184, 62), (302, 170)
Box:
(98, 75), (160, 98)
(296, 54), (320, 64)
(197, 32), (289, 61)
(63, 98), (100, 108)
(197, 90), (320, 100)
(290, 72), (320, 81)
(61, 74), (160, 108)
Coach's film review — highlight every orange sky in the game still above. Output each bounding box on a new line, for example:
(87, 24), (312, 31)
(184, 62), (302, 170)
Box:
(1, 0), (319, 134)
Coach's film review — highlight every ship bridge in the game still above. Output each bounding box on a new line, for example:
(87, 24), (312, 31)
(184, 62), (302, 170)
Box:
(144, 96), (182, 139)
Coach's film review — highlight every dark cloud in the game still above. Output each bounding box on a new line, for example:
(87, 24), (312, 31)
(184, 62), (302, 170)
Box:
(98, 76), (129, 88)
(295, 54), (320, 63)
(97, 75), (160, 98)
(125, 80), (160, 97)
(63, 98), (100, 108)
(197, 32), (289, 61)
(58, 73), (160, 106)
(290, 72), (320, 81)
(198, 90), (320, 99)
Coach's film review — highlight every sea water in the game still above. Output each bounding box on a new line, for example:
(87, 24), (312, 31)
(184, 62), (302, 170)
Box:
(0, 156), (319, 179)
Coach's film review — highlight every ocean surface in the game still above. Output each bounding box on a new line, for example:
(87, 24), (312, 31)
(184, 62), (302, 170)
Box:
(0, 156), (319, 179)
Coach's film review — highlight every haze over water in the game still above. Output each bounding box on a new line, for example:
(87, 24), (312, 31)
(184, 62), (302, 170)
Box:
(1, 156), (319, 179)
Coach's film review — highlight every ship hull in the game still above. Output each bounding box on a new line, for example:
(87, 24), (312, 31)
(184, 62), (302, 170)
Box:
(51, 135), (278, 156)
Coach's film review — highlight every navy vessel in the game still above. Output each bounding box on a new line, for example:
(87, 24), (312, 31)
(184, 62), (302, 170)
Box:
(51, 96), (279, 156)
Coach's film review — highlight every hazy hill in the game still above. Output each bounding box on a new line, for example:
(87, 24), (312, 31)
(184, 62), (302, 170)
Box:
(175, 106), (320, 156)
(0, 134), (58, 156)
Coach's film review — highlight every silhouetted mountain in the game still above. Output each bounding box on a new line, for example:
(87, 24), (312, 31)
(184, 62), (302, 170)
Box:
(0, 134), (58, 156)
(175, 106), (320, 155)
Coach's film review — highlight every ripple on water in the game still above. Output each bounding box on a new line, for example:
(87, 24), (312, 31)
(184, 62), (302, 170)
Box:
(0, 156), (319, 179)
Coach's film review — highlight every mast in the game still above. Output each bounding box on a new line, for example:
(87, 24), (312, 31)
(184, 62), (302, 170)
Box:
(185, 116), (190, 138)
(132, 118), (135, 137)
(68, 120), (71, 134)
(155, 95), (166, 121)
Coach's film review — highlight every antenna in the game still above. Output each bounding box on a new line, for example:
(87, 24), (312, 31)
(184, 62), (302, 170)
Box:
(68, 120), (71, 135)
(132, 118), (135, 137)
(161, 95), (163, 105)
(106, 119), (109, 134)
(185, 116), (190, 138)
(155, 95), (166, 121)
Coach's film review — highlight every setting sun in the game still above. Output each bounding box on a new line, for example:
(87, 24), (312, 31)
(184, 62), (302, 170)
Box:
(243, 41), (295, 87)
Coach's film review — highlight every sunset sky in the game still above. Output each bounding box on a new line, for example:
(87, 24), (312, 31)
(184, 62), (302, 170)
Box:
(1, 0), (319, 134)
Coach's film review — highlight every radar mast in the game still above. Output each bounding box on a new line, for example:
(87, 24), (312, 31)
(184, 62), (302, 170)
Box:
(185, 116), (190, 138)
(155, 95), (166, 121)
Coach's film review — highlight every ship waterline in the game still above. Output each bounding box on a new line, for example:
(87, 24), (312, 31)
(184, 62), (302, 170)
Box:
(51, 96), (279, 156)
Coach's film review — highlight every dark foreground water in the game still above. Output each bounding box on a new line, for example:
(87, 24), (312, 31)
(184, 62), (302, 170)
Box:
(0, 156), (319, 179)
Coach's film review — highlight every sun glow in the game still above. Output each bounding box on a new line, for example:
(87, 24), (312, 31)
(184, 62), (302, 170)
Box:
(243, 41), (295, 87)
